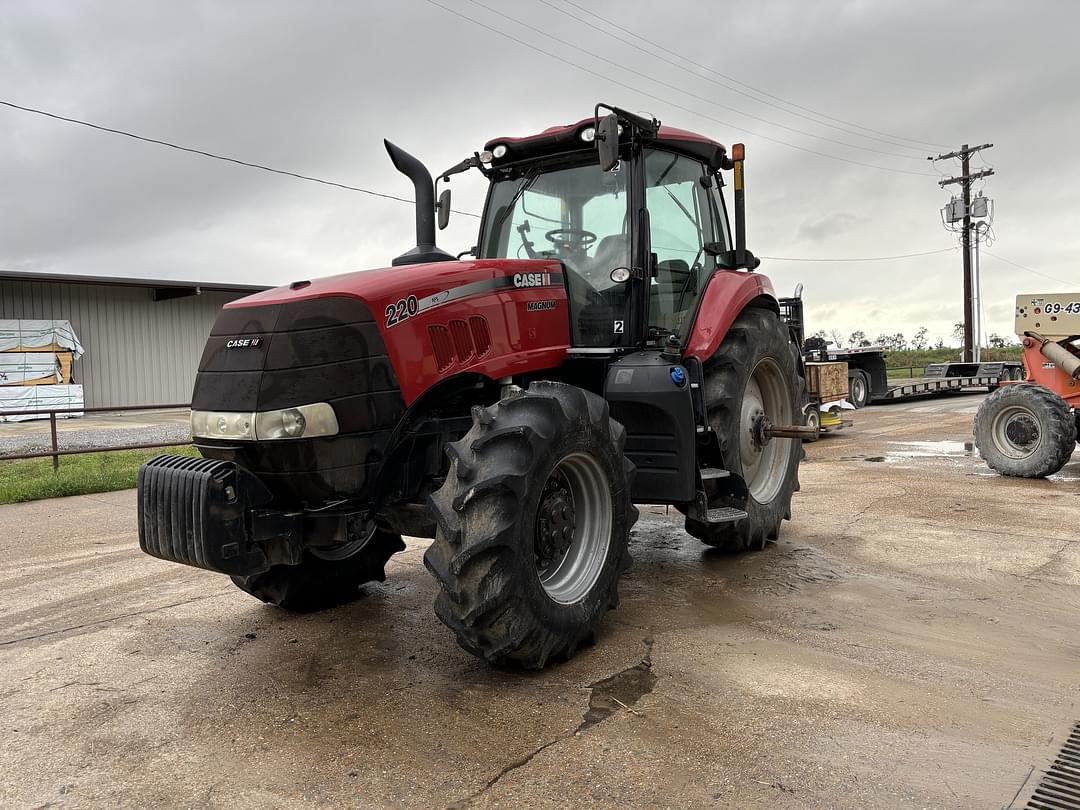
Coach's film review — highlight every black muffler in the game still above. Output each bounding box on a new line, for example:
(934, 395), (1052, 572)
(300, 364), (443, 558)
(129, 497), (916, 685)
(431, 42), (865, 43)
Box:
(384, 140), (455, 267)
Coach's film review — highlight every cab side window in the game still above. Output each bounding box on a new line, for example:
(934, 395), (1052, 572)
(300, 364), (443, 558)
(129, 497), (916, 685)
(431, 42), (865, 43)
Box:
(644, 150), (723, 336)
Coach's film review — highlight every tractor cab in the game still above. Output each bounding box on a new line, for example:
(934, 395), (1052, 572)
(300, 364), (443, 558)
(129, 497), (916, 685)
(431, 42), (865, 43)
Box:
(443, 105), (753, 352)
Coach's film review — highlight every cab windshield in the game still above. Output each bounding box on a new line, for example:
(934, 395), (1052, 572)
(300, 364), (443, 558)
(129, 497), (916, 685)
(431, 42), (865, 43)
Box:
(480, 159), (630, 347)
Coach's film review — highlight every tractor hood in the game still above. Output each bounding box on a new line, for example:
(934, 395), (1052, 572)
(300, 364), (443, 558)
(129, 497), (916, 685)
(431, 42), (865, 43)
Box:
(202, 257), (571, 408)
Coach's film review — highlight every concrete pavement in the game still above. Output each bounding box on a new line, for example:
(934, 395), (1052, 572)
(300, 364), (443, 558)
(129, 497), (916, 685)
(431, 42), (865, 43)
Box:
(1, 392), (1078, 808)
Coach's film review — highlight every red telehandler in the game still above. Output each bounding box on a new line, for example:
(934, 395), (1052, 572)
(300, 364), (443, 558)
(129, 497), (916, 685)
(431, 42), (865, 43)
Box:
(138, 105), (810, 668)
(975, 294), (1079, 477)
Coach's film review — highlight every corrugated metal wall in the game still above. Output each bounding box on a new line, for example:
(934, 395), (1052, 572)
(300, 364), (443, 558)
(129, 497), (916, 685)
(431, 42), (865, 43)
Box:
(0, 279), (246, 408)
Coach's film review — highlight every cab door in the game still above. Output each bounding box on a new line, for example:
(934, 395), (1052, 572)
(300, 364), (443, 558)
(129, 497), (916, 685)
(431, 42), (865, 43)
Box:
(643, 150), (728, 341)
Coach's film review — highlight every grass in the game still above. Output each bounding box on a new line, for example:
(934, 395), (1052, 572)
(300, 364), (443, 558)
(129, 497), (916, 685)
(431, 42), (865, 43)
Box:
(0, 445), (199, 505)
(882, 347), (1023, 368)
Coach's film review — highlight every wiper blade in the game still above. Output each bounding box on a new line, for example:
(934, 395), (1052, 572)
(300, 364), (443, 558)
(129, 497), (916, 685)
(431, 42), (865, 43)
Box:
(492, 169), (541, 232)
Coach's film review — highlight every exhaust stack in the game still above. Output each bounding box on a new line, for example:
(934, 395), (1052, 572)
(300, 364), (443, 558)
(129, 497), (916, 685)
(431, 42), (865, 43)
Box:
(384, 140), (455, 267)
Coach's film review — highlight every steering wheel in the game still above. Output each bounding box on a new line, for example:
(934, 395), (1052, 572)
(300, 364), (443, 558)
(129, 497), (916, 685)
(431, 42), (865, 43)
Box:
(545, 228), (597, 252)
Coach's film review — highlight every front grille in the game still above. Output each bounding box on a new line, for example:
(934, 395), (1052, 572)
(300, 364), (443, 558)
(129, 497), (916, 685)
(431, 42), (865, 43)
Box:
(193, 296), (405, 434)
(191, 296), (407, 503)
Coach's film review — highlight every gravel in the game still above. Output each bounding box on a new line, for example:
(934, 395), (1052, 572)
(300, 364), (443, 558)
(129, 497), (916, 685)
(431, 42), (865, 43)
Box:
(0, 420), (191, 455)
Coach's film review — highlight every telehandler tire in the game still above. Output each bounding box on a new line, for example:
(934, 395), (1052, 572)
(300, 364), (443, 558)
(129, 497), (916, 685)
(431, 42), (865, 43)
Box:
(425, 381), (636, 669)
(685, 307), (805, 552)
(974, 383), (1076, 478)
(230, 529), (406, 611)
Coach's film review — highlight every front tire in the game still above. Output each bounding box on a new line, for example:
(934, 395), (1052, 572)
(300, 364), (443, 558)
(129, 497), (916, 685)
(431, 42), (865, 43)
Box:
(231, 529), (406, 611)
(974, 383), (1076, 478)
(424, 382), (636, 669)
(685, 307), (805, 551)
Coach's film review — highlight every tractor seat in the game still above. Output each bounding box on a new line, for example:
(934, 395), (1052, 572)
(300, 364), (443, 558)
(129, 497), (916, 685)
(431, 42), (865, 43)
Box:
(589, 234), (630, 281)
(650, 258), (694, 330)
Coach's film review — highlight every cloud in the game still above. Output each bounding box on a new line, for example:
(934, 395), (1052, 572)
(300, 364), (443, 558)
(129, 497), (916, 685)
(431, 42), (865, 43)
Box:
(0, 0), (1076, 343)
(797, 212), (861, 243)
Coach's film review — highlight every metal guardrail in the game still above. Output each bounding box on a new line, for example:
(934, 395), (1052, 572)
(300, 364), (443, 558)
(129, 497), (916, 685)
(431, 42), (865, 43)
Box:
(888, 366), (925, 379)
(0, 403), (191, 470)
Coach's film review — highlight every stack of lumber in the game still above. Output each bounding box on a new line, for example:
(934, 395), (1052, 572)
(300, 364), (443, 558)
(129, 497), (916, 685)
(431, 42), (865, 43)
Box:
(0, 320), (85, 421)
(806, 361), (849, 404)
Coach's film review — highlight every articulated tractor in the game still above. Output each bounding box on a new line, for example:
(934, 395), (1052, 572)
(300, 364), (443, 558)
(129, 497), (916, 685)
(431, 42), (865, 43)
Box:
(138, 105), (809, 668)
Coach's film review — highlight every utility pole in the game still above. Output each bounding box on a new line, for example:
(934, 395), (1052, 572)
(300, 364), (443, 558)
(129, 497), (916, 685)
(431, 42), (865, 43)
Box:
(931, 144), (993, 363)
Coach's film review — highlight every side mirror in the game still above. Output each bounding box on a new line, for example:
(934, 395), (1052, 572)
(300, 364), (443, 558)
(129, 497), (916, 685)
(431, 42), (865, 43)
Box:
(596, 113), (620, 171)
(437, 188), (451, 230)
(710, 247), (761, 271)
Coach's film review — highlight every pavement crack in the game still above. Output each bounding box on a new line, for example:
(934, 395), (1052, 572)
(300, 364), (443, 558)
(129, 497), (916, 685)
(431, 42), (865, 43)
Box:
(576, 637), (656, 733)
(448, 735), (568, 808)
(0, 593), (226, 647)
(447, 638), (658, 808)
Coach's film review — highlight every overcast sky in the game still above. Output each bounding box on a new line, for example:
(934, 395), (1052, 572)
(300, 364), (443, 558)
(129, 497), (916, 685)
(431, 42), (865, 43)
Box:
(2, 0), (1077, 346)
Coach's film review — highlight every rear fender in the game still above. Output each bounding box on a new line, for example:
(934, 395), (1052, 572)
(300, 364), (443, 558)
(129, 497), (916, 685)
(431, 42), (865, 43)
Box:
(682, 271), (778, 361)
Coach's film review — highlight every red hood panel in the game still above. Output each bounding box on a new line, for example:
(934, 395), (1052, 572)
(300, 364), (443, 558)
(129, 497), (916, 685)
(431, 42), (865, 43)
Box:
(226, 259), (571, 405)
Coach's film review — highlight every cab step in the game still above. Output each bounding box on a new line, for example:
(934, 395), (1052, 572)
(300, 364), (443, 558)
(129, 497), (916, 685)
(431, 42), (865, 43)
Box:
(705, 506), (748, 524)
(698, 467), (730, 481)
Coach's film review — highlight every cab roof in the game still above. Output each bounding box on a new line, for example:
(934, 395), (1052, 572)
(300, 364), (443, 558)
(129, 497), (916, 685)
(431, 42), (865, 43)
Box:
(484, 116), (730, 170)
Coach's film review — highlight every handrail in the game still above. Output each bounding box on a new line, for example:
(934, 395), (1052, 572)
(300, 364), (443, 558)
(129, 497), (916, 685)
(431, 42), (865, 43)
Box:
(0, 403), (191, 470)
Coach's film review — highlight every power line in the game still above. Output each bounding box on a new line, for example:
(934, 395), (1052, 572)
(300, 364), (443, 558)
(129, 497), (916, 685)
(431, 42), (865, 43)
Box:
(536, 0), (938, 155)
(552, 0), (950, 152)
(422, 0), (937, 178)
(0, 99), (482, 218)
(982, 250), (1073, 286)
(467, 0), (925, 162)
(761, 247), (956, 262)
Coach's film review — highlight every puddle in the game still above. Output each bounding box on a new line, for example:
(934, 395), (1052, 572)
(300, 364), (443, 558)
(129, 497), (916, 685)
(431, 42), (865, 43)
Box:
(886, 440), (977, 458)
(577, 639), (657, 732)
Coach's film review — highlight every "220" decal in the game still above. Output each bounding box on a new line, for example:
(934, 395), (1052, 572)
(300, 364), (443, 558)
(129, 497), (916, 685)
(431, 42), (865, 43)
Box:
(385, 295), (419, 327)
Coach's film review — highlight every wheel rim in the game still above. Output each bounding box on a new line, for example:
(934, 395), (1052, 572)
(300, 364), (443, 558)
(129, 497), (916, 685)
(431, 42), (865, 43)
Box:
(806, 409), (819, 429)
(851, 375), (866, 405)
(311, 522), (375, 561)
(534, 452), (612, 605)
(991, 404), (1042, 459)
(740, 358), (792, 503)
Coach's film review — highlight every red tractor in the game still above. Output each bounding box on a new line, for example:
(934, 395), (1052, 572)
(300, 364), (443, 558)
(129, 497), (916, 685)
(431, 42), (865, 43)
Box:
(974, 294), (1080, 477)
(138, 105), (808, 668)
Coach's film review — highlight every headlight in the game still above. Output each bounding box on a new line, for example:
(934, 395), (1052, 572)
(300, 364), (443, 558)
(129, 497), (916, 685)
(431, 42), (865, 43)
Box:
(491, 143), (507, 159)
(191, 402), (339, 441)
(191, 410), (254, 441)
(255, 403), (339, 440)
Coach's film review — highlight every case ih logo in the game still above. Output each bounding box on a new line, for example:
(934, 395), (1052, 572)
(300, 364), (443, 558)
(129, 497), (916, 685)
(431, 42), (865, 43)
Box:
(513, 272), (552, 288)
(226, 338), (262, 348)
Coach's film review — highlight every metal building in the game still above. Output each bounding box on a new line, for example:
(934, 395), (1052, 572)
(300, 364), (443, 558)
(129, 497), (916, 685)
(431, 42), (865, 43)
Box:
(0, 271), (268, 408)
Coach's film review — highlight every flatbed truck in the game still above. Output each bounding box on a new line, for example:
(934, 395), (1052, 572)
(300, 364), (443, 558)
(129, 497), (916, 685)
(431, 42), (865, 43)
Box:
(779, 294), (1023, 408)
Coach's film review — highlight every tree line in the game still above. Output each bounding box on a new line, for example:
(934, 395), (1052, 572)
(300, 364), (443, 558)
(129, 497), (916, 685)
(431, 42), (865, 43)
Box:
(810, 323), (1019, 351)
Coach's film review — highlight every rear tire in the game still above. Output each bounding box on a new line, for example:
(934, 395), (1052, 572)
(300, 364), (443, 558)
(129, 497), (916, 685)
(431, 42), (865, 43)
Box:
(231, 529), (406, 611)
(848, 370), (870, 408)
(685, 307), (805, 551)
(974, 383), (1076, 478)
(424, 382), (636, 669)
